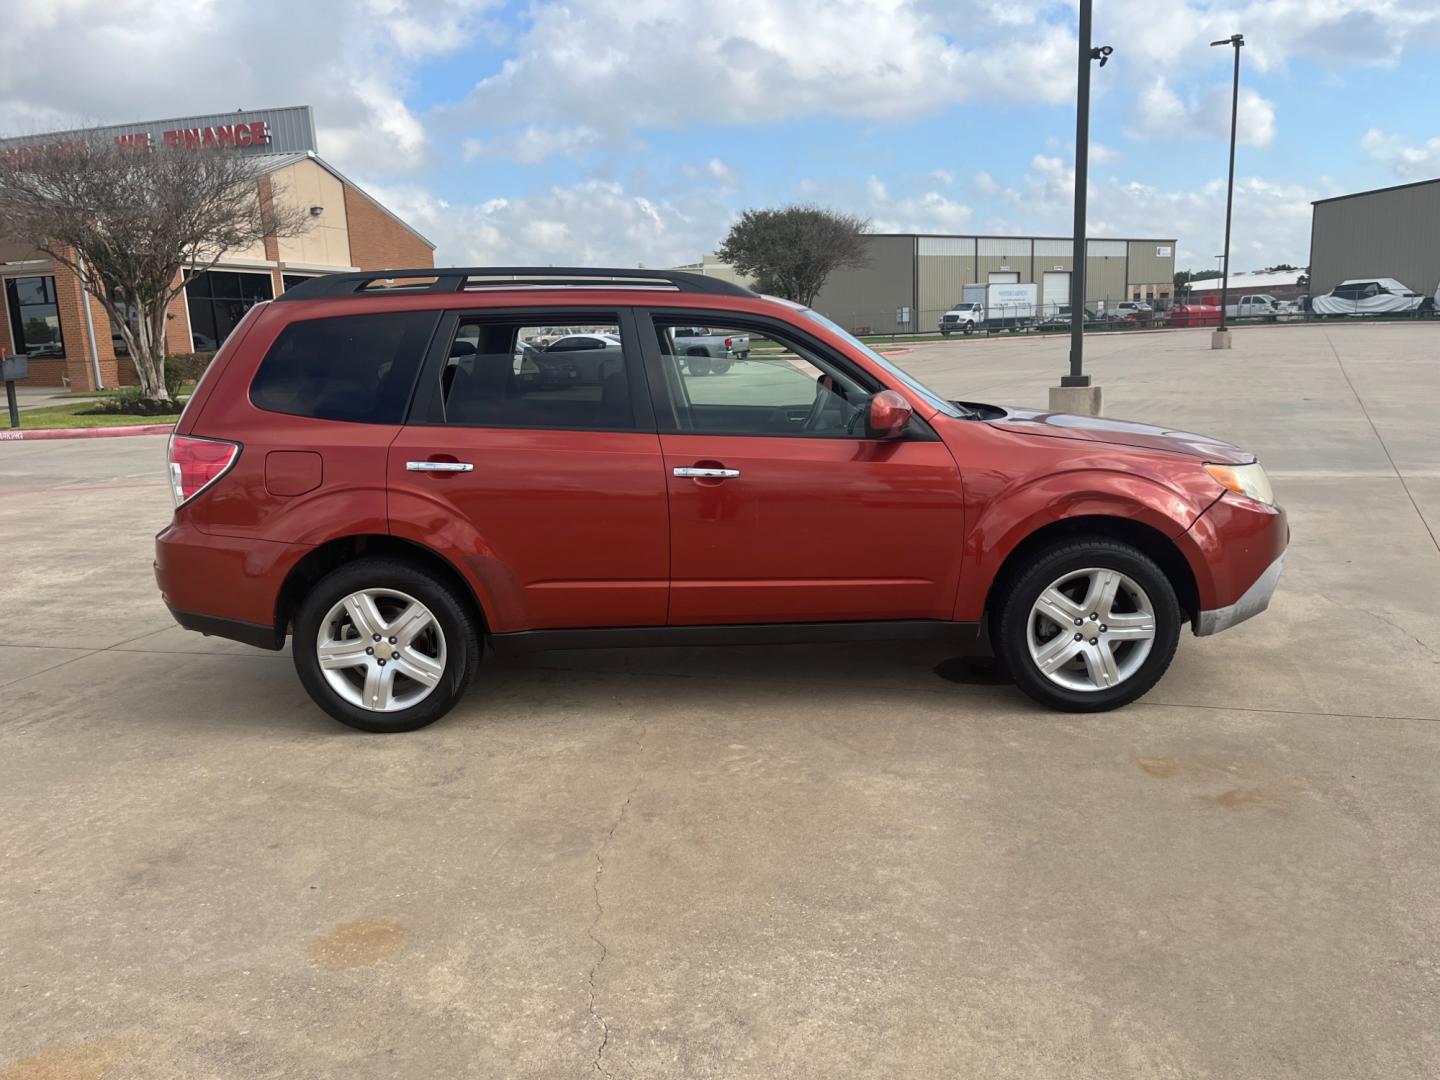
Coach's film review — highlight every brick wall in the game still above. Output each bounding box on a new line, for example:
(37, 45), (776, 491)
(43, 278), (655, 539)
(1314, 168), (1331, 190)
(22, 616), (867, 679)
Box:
(342, 184), (434, 270)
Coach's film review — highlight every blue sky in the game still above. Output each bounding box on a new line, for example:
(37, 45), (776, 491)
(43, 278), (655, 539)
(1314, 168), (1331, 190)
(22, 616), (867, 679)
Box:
(5, 0), (1440, 273)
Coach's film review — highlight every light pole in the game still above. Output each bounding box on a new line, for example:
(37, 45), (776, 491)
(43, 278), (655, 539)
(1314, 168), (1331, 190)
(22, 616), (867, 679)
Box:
(1052, 0), (1111, 416)
(1211, 32), (1243, 348)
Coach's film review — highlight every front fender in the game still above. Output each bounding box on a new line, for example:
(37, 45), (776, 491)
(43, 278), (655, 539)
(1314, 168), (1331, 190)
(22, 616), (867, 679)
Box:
(954, 464), (1217, 620)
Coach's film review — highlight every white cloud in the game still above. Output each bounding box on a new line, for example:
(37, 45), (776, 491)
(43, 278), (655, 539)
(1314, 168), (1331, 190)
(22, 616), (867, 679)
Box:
(1360, 129), (1440, 179)
(463, 125), (605, 164)
(1106, 0), (1440, 73)
(1132, 78), (1276, 148)
(450, 0), (1077, 135)
(982, 153), (1328, 271)
(887, 192), (974, 232)
(800, 173), (974, 235)
(0, 0), (499, 175)
(360, 178), (734, 268)
(1090, 142), (1119, 165)
(679, 158), (740, 191)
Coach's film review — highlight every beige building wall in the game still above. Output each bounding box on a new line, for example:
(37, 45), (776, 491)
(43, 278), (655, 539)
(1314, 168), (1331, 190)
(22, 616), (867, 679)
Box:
(812, 235), (916, 333)
(274, 159), (352, 268)
(1126, 240), (1176, 301)
(917, 237), (976, 328)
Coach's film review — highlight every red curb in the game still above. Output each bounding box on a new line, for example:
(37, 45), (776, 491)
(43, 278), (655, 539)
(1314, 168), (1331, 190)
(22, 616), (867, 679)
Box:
(0, 423), (175, 442)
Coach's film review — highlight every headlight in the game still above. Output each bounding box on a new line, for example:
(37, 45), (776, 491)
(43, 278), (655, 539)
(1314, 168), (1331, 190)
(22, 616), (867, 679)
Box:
(1203, 462), (1275, 506)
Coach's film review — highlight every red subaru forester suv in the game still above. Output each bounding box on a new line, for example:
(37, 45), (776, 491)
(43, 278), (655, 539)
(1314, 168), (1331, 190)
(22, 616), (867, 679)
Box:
(156, 268), (1287, 732)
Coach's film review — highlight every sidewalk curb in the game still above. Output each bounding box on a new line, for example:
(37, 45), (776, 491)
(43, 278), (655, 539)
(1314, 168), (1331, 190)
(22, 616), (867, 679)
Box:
(0, 423), (176, 442)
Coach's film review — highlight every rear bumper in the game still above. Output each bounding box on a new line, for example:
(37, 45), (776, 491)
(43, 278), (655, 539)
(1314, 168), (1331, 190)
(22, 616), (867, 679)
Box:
(1194, 553), (1284, 636)
(167, 605), (284, 650)
(155, 519), (306, 647)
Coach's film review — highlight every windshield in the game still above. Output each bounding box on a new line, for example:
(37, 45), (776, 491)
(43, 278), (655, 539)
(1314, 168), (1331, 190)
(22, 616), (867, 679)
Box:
(797, 307), (964, 419)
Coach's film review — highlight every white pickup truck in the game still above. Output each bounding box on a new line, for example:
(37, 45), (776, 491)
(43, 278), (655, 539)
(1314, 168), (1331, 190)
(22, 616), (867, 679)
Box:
(1223, 294), (1301, 321)
(671, 326), (751, 376)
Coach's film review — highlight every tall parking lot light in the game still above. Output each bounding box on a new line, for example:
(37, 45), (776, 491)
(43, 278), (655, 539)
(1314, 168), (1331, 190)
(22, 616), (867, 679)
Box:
(1051, 0), (1111, 416)
(1211, 33), (1244, 349)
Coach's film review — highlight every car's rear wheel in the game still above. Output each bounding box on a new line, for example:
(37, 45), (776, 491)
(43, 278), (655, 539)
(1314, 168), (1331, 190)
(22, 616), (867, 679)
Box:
(994, 539), (1181, 712)
(293, 558), (480, 732)
(709, 358), (732, 375)
(685, 349), (713, 376)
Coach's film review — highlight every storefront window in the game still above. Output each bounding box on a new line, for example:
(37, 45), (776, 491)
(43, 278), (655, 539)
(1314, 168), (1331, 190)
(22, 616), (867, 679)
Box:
(5, 275), (65, 358)
(282, 274), (317, 293)
(186, 270), (274, 351)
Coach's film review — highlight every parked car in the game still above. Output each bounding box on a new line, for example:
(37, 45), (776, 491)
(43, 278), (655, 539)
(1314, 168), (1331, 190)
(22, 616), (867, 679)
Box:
(1114, 300), (1152, 317)
(156, 266), (1288, 732)
(1312, 278), (1425, 317)
(670, 326), (751, 375)
(1166, 303), (1222, 328)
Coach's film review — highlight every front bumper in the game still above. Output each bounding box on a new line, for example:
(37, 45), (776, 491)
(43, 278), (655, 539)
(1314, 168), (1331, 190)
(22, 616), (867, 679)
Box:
(1194, 553), (1284, 636)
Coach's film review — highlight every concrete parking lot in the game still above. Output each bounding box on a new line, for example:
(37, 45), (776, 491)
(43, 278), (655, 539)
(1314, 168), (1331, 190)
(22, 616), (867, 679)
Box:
(2, 323), (1437, 1079)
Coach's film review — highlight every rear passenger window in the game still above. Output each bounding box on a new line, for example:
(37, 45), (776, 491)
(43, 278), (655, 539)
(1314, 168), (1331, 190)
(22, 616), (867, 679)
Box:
(440, 316), (633, 430)
(251, 312), (436, 424)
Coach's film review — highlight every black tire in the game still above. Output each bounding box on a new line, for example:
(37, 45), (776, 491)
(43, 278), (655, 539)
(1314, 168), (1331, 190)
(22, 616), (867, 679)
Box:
(940, 328), (952, 337)
(709, 359), (732, 375)
(685, 350), (713, 376)
(293, 557), (481, 733)
(963, 321), (975, 335)
(992, 538), (1181, 712)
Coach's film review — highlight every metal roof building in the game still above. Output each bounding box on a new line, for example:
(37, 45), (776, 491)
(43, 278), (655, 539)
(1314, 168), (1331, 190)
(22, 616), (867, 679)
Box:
(810, 233), (1177, 334)
(1310, 178), (1440, 297)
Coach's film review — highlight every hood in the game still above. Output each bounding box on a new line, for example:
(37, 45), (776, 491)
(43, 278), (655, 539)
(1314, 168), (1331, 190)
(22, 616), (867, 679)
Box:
(985, 408), (1255, 464)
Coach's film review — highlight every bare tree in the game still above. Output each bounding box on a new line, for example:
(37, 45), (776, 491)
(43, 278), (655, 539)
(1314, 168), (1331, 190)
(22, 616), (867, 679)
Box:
(0, 133), (309, 401)
(717, 205), (870, 308)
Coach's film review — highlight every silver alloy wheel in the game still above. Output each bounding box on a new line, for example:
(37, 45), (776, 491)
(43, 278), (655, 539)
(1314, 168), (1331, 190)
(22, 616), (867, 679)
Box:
(1025, 567), (1156, 692)
(316, 588), (447, 712)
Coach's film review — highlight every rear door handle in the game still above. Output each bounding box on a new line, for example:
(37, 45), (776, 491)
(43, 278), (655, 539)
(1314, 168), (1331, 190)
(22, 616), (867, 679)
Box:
(674, 467), (740, 479)
(407, 461), (474, 473)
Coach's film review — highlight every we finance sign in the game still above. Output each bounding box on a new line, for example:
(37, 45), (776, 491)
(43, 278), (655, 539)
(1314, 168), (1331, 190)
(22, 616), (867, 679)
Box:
(0, 106), (317, 163)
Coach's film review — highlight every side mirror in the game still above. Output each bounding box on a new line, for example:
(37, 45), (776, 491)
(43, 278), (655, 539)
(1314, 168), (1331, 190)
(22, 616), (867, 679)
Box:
(865, 390), (913, 438)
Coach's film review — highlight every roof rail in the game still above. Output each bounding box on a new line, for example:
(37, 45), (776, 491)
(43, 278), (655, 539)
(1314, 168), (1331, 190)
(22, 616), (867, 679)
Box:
(274, 266), (756, 302)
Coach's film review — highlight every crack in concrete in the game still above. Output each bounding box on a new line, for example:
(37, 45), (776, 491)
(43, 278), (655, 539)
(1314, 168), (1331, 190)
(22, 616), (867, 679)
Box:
(585, 723), (646, 1076)
(1356, 605), (1439, 660)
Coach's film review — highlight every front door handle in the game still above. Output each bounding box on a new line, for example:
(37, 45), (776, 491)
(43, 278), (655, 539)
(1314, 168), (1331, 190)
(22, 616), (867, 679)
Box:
(407, 461), (474, 473)
(674, 467), (740, 479)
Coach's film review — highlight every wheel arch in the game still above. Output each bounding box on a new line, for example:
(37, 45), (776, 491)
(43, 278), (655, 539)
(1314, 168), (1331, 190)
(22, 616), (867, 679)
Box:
(276, 534), (489, 642)
(982, 515), (1200, 625)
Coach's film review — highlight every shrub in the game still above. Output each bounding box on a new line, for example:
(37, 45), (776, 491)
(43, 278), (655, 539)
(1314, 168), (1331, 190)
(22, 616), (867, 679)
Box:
(81, 388), (184, 416)
(164, 352), (215, 398)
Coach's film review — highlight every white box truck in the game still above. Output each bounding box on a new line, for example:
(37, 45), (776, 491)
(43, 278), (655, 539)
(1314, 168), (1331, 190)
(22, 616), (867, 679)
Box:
(939, 283), (1039, 334)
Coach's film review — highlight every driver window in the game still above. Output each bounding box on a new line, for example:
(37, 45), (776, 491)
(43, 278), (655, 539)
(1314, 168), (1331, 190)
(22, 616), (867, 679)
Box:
(651, 318), (868, 437)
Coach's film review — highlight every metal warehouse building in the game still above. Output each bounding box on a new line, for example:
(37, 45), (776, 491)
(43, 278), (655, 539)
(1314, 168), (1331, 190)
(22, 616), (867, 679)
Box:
(1310, 178), (1440, 297)
(811, 233), (1177, 334)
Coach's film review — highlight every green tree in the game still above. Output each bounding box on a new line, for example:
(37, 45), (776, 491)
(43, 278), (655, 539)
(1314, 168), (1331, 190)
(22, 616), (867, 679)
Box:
(718, 205), (869, 307)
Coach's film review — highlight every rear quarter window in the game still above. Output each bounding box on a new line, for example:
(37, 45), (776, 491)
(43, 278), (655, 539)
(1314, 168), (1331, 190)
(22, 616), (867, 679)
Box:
(250, 311), (438, 424)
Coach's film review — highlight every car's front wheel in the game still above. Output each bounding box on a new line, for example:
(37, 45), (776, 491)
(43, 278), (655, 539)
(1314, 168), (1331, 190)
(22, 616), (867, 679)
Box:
(994, 538), (1181, 712)
(293, 558), (480, 732)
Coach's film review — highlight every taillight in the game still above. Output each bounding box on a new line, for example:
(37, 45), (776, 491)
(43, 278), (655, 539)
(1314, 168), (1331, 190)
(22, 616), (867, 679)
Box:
(724, 337), (733, 348)
(167, 434), (240, 508)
